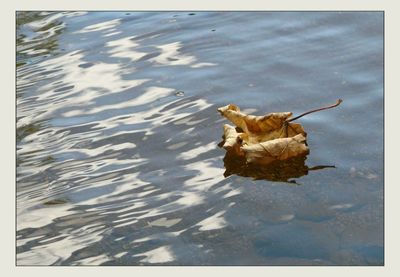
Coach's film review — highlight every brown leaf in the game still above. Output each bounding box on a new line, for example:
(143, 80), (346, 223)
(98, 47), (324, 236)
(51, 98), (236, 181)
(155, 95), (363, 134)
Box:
(218, 104), (309, 164)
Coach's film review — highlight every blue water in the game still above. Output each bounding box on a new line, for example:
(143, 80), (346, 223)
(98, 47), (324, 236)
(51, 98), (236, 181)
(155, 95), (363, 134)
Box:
(16, 11), (383, 265)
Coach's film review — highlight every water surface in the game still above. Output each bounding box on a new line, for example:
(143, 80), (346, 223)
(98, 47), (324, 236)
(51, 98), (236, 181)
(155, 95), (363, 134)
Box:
(16, 11), (383, 265)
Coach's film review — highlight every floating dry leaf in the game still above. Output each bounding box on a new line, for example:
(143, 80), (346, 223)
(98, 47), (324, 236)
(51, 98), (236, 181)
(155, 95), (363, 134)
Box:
(217, 100), (342, 166)
(218, 104), (308, 164)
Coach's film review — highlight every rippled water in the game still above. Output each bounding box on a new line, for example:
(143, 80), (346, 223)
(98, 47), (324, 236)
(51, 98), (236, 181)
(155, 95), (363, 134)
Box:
(16, 11), (384, 265)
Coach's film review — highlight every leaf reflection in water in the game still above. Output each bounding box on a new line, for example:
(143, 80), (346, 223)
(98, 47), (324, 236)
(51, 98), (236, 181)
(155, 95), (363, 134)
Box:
(222, 150), (335, 183)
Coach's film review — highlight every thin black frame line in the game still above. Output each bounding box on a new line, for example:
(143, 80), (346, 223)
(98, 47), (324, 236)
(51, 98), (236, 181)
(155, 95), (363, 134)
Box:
(16, 10), (385, 12)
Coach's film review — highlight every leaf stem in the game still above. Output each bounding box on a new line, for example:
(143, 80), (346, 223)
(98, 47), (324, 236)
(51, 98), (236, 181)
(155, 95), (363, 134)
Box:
(287, 99), (343, 123)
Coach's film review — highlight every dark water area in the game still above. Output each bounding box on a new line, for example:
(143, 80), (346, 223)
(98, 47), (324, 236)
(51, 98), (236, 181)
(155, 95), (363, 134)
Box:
(16, 11), (384, 265)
